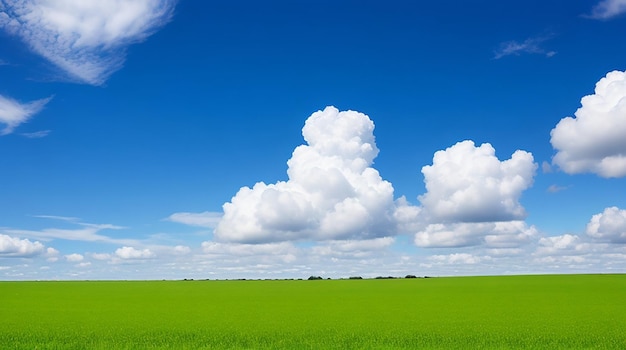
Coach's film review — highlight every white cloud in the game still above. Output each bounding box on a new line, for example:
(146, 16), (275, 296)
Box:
(586, 207), (626, 243)
(0, 0), (177, 85)
(414, 221), (537, 248)
(115, 246), (155, 259)
(493, 34), (556, 59)
(534, 234), (597, 257)
(419, 140), (536, 223)
(310, 237), (395, 259)
(201, 241), (296, 257)
(167, 211), (222, 228)
(90, 252), (111, 260)
(64, 253), (84, 262)
(215, 106), (400, 243)
(587, 0), (626, 19)
(3, 223), (134, 245)
(429, 253), (487, 265)
(0, 94), (51, 135)
(45, 247), (59, 262)
(551, 70), (626, 177)
(0, 234), (45, 257)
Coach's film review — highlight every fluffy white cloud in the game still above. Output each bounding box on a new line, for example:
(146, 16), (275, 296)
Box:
(0, 0), (176, 85)
(586, 207), (626, 243)
(115, 246), (155, 259)
(551, 70), (626, 177)
(587, 0), (626, 19)
(414, 221), (537, 248)
(419, 140), (536, 223)
(0, 95), (51, 135)
(167, 211), (222, 228)
(0, 234), (45, 257)
(64, 253), (84, 262)
(215, 106), (399, 243)
(45, 247), (59, 262)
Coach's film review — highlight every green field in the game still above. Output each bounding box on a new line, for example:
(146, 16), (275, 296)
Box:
(1, 274), (625, 349)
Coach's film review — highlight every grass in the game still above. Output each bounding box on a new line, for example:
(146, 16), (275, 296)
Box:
(1, 274), (625, 349)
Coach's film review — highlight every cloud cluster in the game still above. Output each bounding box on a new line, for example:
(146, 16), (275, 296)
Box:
(415, 221), (538, 248)
(174, 109), (538, 253)
(0, 0), (177, 85)
(587, 0), (626, 20)
(0, 234), (45, 257)
(419, 141), (536, 223)
(215, 106), (398, 243)
(551, 70), (626, 178)
(586, 206), (626, 243)
(0, 94), (51, 135)
(115, 246), (155, 259)
(414, 141), (537, 248)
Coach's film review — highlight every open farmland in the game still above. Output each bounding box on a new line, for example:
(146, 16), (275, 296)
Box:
(1, 274), (625, 349)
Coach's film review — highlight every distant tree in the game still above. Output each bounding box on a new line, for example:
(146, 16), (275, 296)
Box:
(308, 276), (323, 280)
(405, 275), (417, 279)
(349, 276), (363, 280)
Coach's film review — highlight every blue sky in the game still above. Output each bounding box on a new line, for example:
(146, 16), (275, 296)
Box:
(1, 0), (626, 280)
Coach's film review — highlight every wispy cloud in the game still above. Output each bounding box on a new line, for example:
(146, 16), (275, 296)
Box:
(0, 94), (51, 135)
(547, 185), (568, 193)
(494, 35), (556, 59)
(167, 211), (222, 228)
(2, 216), (134, 245)
(586, 0), (626, 20)
(20, 130), (51, 138)
(0, 0), (177, 85)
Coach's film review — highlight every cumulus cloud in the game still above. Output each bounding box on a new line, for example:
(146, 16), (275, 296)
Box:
(551, 70), (626, 177)
(419, 140), (536, 223)
(0, 0), (177, 85)
(0, 234), (45, 257)
(215, 106), (400, 243)
(0, 94), (51, 135)
(493, 34), (556, 59)
(45, 247), (59, 262)
(167, 211), (222, 228)
(532, 234), (603, 267)
(587, 0), (626, 19)
(414, 221), (537, 248)
(586, 207), (626, 243)
(64, 253), (84, 262)
(115, 246), (155, 259)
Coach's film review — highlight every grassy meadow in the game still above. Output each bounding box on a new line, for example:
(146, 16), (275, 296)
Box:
(1, 274), (625, 349)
